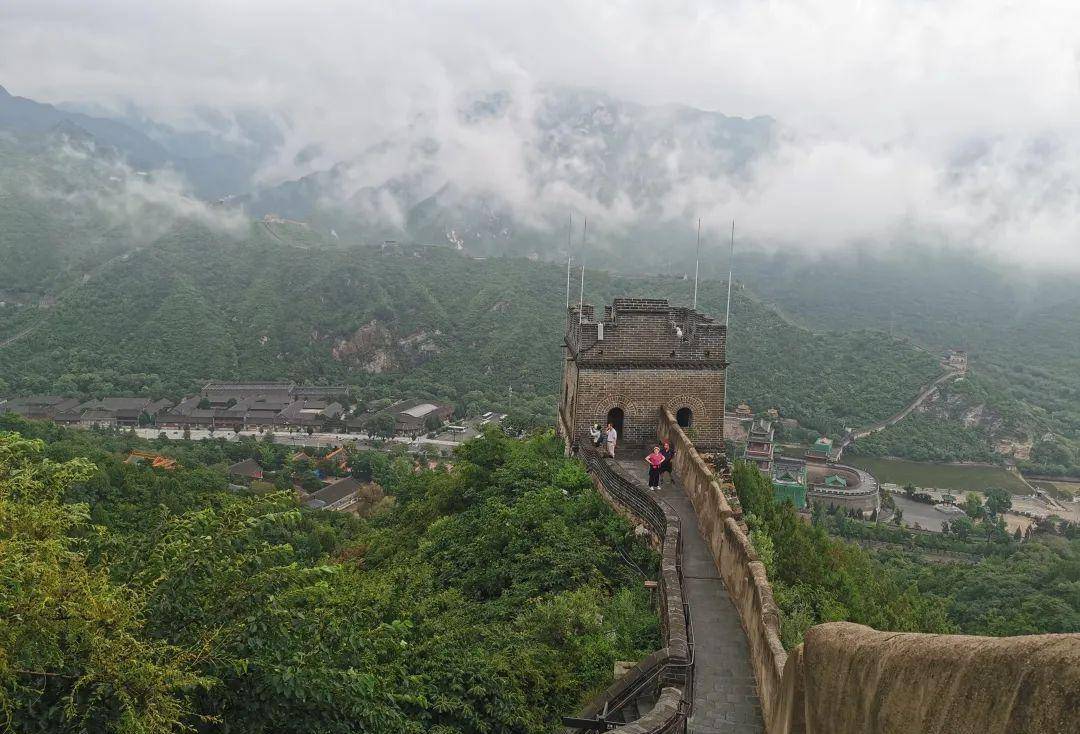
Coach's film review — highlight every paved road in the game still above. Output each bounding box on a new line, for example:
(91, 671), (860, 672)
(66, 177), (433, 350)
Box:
(618, 457), (764, 734)
(131, 427), (465, 451)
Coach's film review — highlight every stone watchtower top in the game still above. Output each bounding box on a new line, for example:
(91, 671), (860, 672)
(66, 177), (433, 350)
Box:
(559, 297), (727, 452)
(565, 297), (726, 369)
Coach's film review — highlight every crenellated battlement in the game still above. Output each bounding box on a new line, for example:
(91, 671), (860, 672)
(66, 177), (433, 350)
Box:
(560, 298), (727, 452)
(566, 298), (726, 368)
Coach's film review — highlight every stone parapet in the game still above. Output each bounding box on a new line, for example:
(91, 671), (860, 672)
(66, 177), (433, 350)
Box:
(657, 407), (1080, 734)
(572, 446), (690, 732)
(657, 408), (787, 732)
(782, 622), (1080, 734)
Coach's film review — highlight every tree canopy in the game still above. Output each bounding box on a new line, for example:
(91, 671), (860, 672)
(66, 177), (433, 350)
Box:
(0, 424), (659, 732)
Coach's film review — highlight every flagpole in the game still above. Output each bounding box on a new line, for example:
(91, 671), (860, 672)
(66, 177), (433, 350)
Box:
(565, 212), (573, 310)
(693, 217), (701, 309)
(578, 217), (587, 323)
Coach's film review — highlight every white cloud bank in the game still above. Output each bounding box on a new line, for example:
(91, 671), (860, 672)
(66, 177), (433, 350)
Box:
(2, 0), (1080, 267)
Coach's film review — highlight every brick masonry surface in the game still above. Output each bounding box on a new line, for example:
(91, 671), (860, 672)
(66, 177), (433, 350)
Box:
(561, 298), (727, 451)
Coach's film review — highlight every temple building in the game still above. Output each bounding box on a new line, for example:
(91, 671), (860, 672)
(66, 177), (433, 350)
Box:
(771, 457), (808, 509)
(805, 436), (833, 463)
(743, 418), (776, 472)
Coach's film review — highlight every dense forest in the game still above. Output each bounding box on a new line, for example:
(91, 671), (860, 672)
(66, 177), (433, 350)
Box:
(737, 249), (1080, 475)
(846, 413), (997, 464)
(0, 420), (658, 733)
(731, 461), (953, 647)
(732, 461), (1080, 645)
(0, 219), (942, 439)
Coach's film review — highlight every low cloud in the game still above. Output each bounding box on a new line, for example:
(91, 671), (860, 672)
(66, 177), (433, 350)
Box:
(20, 141), (247, 243)
(3, 0), (1080, 267)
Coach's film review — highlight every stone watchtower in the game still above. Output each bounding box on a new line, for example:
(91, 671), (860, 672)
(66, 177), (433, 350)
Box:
(557, 297), (727, 453)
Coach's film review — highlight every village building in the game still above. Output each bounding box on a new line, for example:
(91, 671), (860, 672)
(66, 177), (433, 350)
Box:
(276, 399), (344, 429)
(124, 450), (177, 470)
(303, 476), (362, 511)
(9, 396), (173, 428)
(734, 403), (753, 420)
(2, 395), (82, 420)
(389, 399), (454, 436)
(228, 458), (264, 481)
(156, 385), (347, 431)
(771, 457), (808, 509)
(323, 446), (348, 469)
(804, 462), (879, 516)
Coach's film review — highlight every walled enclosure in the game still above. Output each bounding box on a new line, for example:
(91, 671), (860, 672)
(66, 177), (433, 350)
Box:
(804, 463), (879, 516)
(560, 299), (726, 452)
(654, 408), (1080, 734)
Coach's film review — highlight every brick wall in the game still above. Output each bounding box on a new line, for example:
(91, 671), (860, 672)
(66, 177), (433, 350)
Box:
(561, 298), (726, 452)
(570, 367), (724, 450)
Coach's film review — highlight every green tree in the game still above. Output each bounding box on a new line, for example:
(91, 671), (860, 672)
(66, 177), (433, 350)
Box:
(423, 412), (444, 432)
(984, 487), (1012, 517)
(0, 432), (209, 732)
(963, 492), (984, 519)
(365, 411), (397, 438)
(950, 515), (974, 540)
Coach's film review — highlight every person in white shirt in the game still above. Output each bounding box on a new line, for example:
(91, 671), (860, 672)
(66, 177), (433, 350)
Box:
(589, 423), (603, 447)
(605, 423), (618, 458)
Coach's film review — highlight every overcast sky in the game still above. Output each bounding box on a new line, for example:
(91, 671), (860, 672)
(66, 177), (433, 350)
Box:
(3, 0), (1080, 267)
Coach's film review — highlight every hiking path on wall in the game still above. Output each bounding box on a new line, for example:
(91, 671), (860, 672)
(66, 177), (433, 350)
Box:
(617, 456), (764, 734)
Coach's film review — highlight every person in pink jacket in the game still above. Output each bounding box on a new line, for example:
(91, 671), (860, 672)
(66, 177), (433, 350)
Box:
(645, 446), (665, 490)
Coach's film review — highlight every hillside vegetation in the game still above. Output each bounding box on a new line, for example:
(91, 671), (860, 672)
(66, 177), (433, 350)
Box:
(739, 249), (1080, 475)
(734, 460), (1080, 645)
(0, 221), (941, 437)
(0, 421), (658, 733)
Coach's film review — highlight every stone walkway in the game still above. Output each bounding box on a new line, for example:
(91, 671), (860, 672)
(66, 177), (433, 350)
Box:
(618, 457), (764, 734)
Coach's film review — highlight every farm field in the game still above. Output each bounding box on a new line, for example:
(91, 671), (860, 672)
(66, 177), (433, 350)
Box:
(846, 457), (1030, 494)
(1034, 480), (1080, 498)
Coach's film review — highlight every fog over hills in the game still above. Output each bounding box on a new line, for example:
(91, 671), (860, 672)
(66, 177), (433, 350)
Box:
(7, 1), (1080, 270)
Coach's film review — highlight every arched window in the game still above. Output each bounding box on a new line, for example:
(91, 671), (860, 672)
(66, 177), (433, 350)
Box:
(676, 407), (693, 428)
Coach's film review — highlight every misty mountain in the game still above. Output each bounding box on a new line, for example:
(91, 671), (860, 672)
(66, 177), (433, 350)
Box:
(0, 84), (171, 169)
(0, 219), (943, 443)
(0, 85), (277, 199)
(55, 100), (285, 199)
(241, 88), (776, 256)
(0, 131), (243, 299)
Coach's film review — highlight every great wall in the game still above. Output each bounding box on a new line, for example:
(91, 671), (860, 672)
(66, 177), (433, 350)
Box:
(558, 298), (1080, 734)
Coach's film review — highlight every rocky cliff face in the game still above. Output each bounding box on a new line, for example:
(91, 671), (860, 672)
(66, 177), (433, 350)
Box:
(915, 386), (1034, 458)
(324, 321), (441, 374)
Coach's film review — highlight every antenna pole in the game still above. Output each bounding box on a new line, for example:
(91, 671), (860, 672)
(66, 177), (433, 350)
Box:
(724, 220), (735, 326)
(722, 220), (735, 423)
(565, 212), (573, 310)
(693, 218), (701, 309)
(578, 217), (587, 323)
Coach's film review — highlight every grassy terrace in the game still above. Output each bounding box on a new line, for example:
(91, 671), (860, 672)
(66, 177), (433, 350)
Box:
(846, 456), (1030, 494)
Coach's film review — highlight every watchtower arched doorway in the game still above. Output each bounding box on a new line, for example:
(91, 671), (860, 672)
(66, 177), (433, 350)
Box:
(606, 407), (625, 440)
(676, 407), (693, 428)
